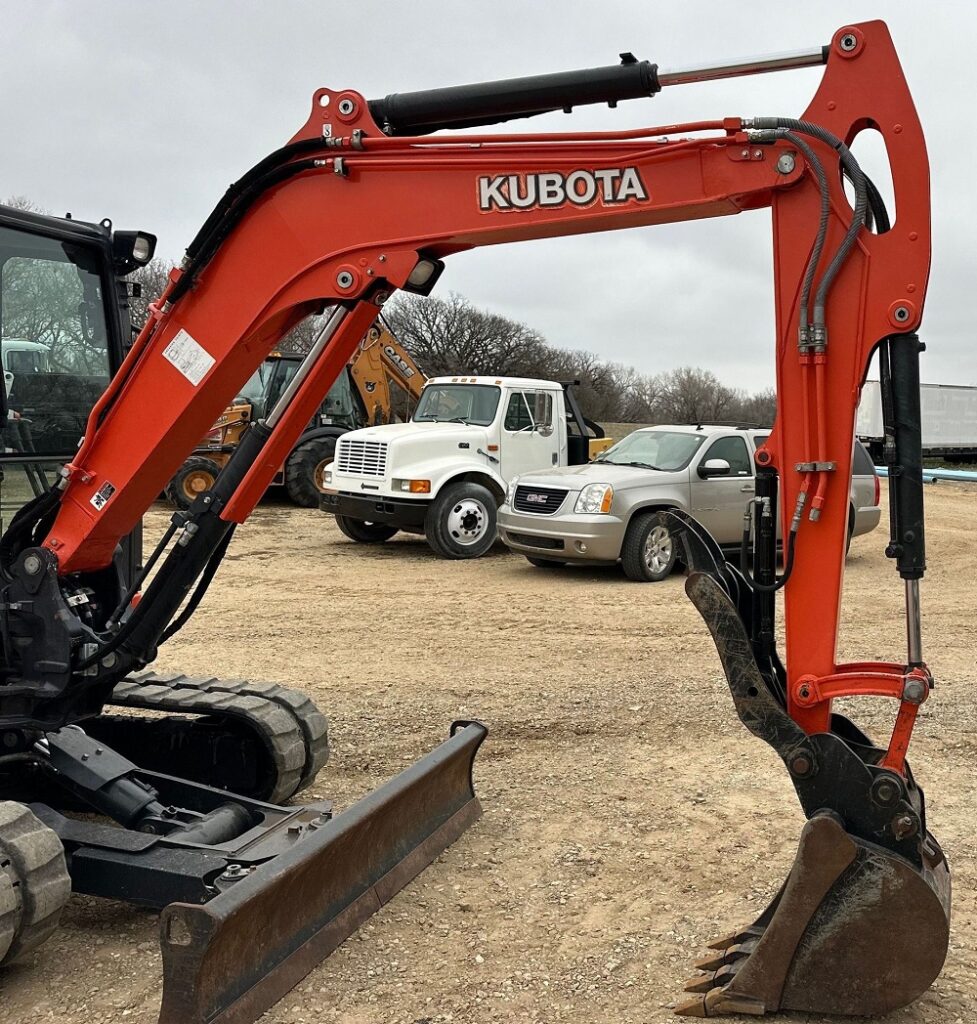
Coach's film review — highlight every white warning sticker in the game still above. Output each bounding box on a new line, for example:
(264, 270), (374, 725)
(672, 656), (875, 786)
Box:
(90, 481), (116, 511)
(162, 329), (215, 386)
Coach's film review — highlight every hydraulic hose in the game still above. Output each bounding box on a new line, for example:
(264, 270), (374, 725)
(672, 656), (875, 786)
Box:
(740, 513), (797, 593)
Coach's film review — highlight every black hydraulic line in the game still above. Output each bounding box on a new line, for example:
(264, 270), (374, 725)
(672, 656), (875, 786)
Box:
(751, 117), (868, 333)
(159, 523), (236, 645)
(752, 129), (830, 332)
(740, 520), (797, 593)
(77, 421), (272, 670)
(184, 138), (341, 263)
(171, 158), (322, 304)
(368, 57), (660, 136)
(106, 518), (179, 628)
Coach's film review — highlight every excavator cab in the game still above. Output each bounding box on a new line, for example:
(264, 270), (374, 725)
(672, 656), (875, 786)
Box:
(0, 201), (485, 1023)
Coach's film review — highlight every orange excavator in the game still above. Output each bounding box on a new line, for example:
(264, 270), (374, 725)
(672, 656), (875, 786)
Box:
(0, 20), (948, 1023)
(166, 320), (425, 508)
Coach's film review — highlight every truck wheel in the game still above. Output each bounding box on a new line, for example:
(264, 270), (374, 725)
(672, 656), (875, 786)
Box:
(0, 801), (71, 966)
(621, 511), (677, 582)
(526, 556), (567, 568)
(285, 437), (337, 508)
(165, 456), (222, 510)
(334, 515), (398, 543)
(425, 482), (498, 559)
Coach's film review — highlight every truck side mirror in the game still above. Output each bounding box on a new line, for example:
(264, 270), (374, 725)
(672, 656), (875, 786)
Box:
(698, 457), (731, 479)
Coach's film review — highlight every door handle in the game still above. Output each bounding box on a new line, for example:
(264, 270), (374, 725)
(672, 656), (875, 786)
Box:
(740, 483), (755, 492)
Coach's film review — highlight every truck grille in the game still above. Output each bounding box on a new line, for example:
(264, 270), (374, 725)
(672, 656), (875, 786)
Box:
(336, 438), (388, 477)
(513, 485), (568, 515)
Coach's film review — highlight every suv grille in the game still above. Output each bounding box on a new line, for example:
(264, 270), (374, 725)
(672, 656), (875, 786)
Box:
(336, 439), (388, 477)
(513, 485), (567, 515)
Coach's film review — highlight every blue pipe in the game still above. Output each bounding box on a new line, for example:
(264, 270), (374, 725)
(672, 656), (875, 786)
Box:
(876, 465), (977, 483)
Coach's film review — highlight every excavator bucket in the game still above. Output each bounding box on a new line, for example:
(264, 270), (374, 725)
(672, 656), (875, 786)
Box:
(676, 572), (951, 1017)
(676, 812), (950, 1015)
(157, 720), (486, 1024)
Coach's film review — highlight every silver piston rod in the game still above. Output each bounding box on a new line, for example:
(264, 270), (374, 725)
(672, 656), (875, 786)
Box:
(263, 305), (348, 429)
(657, 46), (827, 88)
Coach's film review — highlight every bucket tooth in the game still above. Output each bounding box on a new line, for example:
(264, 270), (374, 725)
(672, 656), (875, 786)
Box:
(706, 924), (765, 951)
(675, 985), (768, 1017)
(694, 939), (756, 971)
(674, 994), (709, 1017)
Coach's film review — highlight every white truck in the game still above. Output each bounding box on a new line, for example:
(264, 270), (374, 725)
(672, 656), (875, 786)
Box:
(320, 375), (604, 557)
(857, 379), (977, 462)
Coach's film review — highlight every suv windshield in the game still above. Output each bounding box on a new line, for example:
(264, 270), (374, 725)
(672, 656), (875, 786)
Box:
(597, 429), (706, 471)
(413, 384), (500, 426)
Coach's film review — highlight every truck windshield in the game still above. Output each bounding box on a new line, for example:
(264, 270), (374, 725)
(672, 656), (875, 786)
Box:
(596, 429), (706, 471)
(0, 223), (112, 457)
(413, 384), (500, 426)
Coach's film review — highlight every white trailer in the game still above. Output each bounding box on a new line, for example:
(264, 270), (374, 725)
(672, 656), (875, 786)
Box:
(857, 380), (977, 461)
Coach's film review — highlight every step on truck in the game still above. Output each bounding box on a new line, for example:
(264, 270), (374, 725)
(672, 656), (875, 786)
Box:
(320, 376), (606, 558)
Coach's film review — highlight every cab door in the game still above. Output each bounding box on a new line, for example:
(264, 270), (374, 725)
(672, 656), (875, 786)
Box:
(689, 434), (755, 542)
(500, 389), (559, 480)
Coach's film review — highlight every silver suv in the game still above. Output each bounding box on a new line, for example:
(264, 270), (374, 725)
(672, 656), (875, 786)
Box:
(497, 424), (881, 582)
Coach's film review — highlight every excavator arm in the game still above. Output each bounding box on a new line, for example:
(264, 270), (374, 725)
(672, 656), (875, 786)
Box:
(349, 320), (426, 423)
(0, 19), (948, 1021)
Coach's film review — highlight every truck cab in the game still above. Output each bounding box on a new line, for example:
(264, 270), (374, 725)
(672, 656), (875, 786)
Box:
(320, 375), (602, 557)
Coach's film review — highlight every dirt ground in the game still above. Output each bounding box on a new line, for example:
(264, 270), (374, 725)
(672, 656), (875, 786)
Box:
(3, 481), (976, 1024)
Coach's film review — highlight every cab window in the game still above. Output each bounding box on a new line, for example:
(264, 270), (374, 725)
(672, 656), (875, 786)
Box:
(702, 435), (752, 476)
(503, 391), (533, 430)
(504, 390), (554, 434)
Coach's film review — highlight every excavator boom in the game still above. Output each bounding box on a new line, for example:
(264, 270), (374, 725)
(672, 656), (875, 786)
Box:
(0, 20), (948, 1021)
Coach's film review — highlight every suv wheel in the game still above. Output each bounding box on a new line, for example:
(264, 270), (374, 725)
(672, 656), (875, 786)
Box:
(425, 482), (498, 559)
(621, 511), (677, 582)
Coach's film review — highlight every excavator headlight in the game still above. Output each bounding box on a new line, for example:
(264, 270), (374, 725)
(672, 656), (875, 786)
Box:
(402, 256), (445, 295)
(112, 230), (157, 274)
(393, 478), (431, 494)
(575, 483), (614, 514)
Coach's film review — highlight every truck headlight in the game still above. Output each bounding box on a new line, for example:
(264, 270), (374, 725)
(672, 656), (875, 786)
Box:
(321, 464), (333, 486)
(575, 483), (614, 514)
(392, 478), (431, 494)
(505, 476), (519, 506)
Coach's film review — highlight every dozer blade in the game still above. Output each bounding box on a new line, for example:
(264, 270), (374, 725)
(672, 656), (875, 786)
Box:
(676, 812), (950, 1016)
(678, 572), (951, 1017)
(157, 720), (486, 1024)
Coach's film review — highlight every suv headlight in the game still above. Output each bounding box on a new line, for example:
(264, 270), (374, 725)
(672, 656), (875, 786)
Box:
(505, 476), (519, 506)
(574, 483), (614, 514)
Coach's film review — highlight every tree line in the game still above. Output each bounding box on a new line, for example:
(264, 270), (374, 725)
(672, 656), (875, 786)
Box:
(383, 292), (776, 426)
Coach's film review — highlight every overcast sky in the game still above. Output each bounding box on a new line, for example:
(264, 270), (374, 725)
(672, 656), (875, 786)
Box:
(2, 1), (973, 390)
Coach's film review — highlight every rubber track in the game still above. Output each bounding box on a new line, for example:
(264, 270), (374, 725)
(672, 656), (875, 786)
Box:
(0, 801), (71, 965)
(110, 672), (328, 799)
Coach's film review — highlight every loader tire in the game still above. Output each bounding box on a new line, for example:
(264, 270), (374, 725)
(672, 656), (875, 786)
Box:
(334, 515), (398, 543)
(285, 437), (337, 508)
(166, 456), (222, 510)
(425, 482), (498, 559)
(621, 511), (677, 582)
(0, 802), (70, 966)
